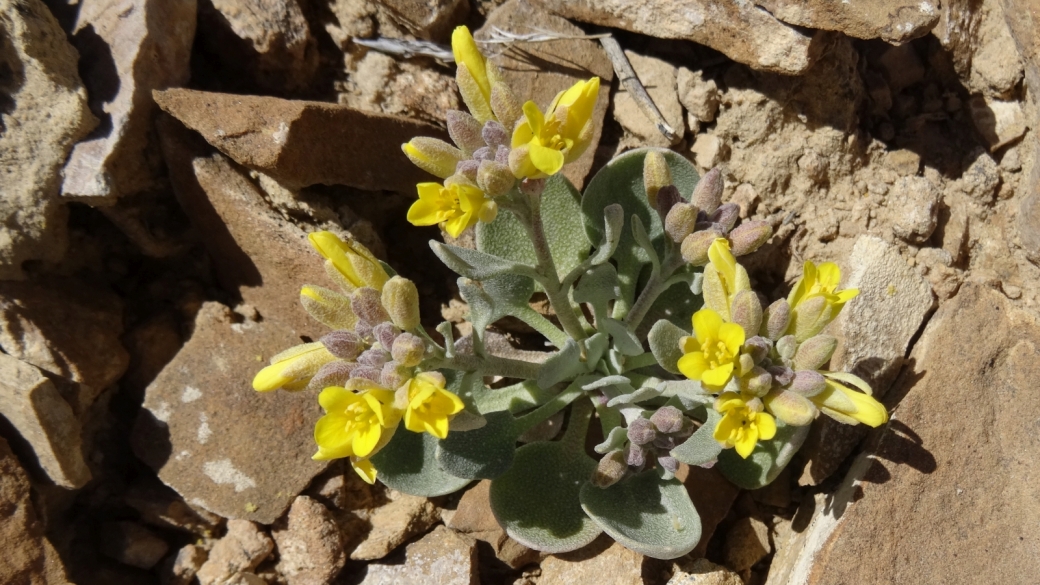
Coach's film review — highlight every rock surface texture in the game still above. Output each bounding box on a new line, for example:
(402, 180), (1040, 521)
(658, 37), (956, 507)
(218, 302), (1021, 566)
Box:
(754, 0), (940, 43)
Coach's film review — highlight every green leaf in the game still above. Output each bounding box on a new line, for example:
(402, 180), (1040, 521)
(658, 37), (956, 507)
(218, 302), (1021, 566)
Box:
(594, 426), (628, 454)
(716, 421), (810, 490)
(670, 409), (723, 467)
(580, 471), (701, 559)
(371, 430), (471, 497)
(573, 263), (621, 307)
(585, 332), (610, 369)
(537, 340), (586, 389)
(480, 380), (559, 414)
(431, 241), (538, 281)
(436, 410), (519, 480)
(640, 266), (702, 334)
(648, 319), (687, 374)
(599, 318), (644, 356)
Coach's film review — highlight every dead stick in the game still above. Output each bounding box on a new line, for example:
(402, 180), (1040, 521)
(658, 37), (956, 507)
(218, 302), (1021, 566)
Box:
(598, 36), (681, 145)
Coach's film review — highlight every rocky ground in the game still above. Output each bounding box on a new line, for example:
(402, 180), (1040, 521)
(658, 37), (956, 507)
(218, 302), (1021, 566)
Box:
(1, 0), (1038, 583)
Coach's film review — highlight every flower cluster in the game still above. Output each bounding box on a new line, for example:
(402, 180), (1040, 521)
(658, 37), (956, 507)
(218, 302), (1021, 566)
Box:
(402, 26), (599, 237)
(252, 231), (463, 482)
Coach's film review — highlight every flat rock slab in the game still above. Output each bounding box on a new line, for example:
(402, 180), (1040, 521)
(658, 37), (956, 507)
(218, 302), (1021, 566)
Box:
(360, 526), (477, 585)
(154, 88), (445, 193)
(133, 302), (327, 524)
(537, 537), (649, 585)
(527, 0), (826, 74)
(774, 285), (1040, 584)
(753, 0), (939, 43)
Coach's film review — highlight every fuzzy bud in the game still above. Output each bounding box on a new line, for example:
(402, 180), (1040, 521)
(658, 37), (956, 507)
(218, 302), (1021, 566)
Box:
(391, 333), (426, 367)
(625, 443), (646, 468)
(643, 151), (673, 208)
(455, 159), (479, 181)
(650, 406), (684, 434)
(744, 336), (772, 364)
(357, 348), (390, 368)
(446, 110), (485, 155)
(790, 295), (832, 342)
(665, 202), (699, 243)
(745, 366), (773, 397)
(655, 185), (682, 219)
(657, 455), (680, 475)
(372, 322), (400, 352)
(709, 203), (740, 233)
(380, 361), (410, 390)
(319, 330), (363, 360)
(508, 146), (530, 178)
(495, 144), (510, 165)
(351, 287), (390, 326)
(681, 229), (722, 266)
(730, 290), (763, 338)
(477, 160), (515, 198)
(764, 389), (816, 426)
(472, 146), (493, 162)
(790, 370), (827, 397)
(481, 120), (509, 148)
(350, 367), (382, 383)
(402, 137), (463, 180)
(767, 365), (796, 386)
(793, 334), (838, 371)
(300, 285), (357, 331)
(591, 450), (628, 488)
(307, 361), (357, 391)
(762, 299), (791, 340)
(775, 335), (798, 360)
(518, 177), (545, 197)
(729, 220), (773, 256)
(490, 83), (522, 130)
(692, 166), (723, 214)
(381, 277), (421, 331)
(626, 418), (657, 446)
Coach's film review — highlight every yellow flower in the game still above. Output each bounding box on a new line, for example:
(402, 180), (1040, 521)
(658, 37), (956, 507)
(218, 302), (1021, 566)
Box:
(702, 238), (751, 321)
(713, 392), (777, 458)
(678, 309), (746, 390)
(253, 342), (337, 392)
(810, 379), (888, 428)
(308, 231), (389, 292)
(509, 78), (600, 179)
(312, 382), (402, 462)
(452, 26), (494, 123)
(402, 137), (463, 179)
(407, 181), (498, 238)
(787, 261), (858, 334)
(401, 372), (465, 439)
(350, 457), (378, 484)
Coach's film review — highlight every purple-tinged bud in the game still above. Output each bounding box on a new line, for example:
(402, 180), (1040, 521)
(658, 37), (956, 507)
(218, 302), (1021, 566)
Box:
(692, 166), (724, 214)
(354, 320), (373, 341)
(655, 185), (682, 219)
(729, 220), (773, 256)
(591, 450), (628, 488)
(709, 203), (740, 232)
(767, 365), (796, 386)
(681, 229), (722, 266)
(730, 290), (763, 337)
(351, 287), (390, 327)
(745, 397), (764, 412)
(793, 334), (838, 371)
(763, 389), (816, 426)
(350, 367), (381, 383)
(643, 151), (673, 208)
(307, 361), (358, 390)
(357, 348), (390, 368)
(653, 435), (679, 450)
(482, 120), (509, 148)
(446, 110), (485, 155)
(627, 418), (657, 446)
(472, 146), (493, 162)
(380, 361), (410, 390)
(477, 160), (515, 198)
(762, 299), (791, 340)
(320, 330), (363, 360)
(372, 322), (399, 352)
(381, 276), (421, 331)
(495, 144), (510, 166)
(665, 202), (699, 243)
(744, 336), (772, 364)
(456, 159), (480, 181)
(790, 370), (827, 397)
(745, 366), (773, 397)
(650, 406), (684, 434)
(391, 333), (425, 367)
(625, 443), (646, 468)
(775, 335), (798, 361)
(657, 455), (680, 475)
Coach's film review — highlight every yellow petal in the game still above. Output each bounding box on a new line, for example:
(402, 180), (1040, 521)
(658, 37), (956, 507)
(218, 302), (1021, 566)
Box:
(692, 308), (723, 343)
(755, 412), (777, 440)
(428, 415), (450, 439)
(314, 414), (353, 455)
(734, 431), (757, 458)
(352, 423), (382, 458)
(528, 141), (565, 176)
(318, 386), (357, 413)
(713, 411), (740, 443)
(351, 458), (378, 483)
(452, 26), (489, 100)
(677, 352), (709, 381)
(843, 386), (888, 427)
(701, 362), (735, 388)
(707, 239), (737, 285)
(443, 211), (474, 238)
(718, 322), (746, 355)
(816, 262), (842, 289)
(252, 363), (293, 392)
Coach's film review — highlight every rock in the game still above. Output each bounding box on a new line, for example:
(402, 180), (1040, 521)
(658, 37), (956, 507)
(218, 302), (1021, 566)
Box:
(337, 50), (461, 125)
(0, 277), (129, 414)
(1017, 155), (1040, 265)
(724, 517), (771, 572)
(887, 176), (940, 243)
(968, 96), (1027, 151)
(613, 49), (684, 148)
(775, 285), (1040, 584)
(678, 464), (740, 558)
(798, 236), (933, 486)
(121, 312), (184, 399)
(0, 0), (96, 279)
(763, 493), (824, 585)
(955, 150), (1001, 202)
(0, 353), (91, 488)
(162, 544), (208, 585)
(124, 476), (222, 535)
(360, 525), (478, 585)
(61, 0), (196, 203)
(669, 558), (743, 585)
(876, 43), (925, 94)
(0, 436), (71, 585)
(537, 537), (648, 585)
(350, 491), (440, 561)
(99, 521), (171, 570)
(690, 134), (724, 171)
(272, 496), (346, 585)
(528, 0), (826, 75)
(446, 480), (539, 568)
(381, 0), (469, 39)
(197, 0), (317, 91)
(478, 0), (613, 189)
(196, 519), (275, 585)
(1001, 0), (1040, 100)
(154, 88), (446, 193)
(914, 248), (962, 301)
(882, 149), (920, 176)
(934, 0), (1024, 97)
(132, 302), (327, 524)
(677, 68), (720, 130)
(753, 0), (938, 43)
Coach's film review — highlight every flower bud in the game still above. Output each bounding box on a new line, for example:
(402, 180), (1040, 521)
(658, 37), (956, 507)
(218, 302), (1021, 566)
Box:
(352, 287), (390, 326)
(472, 146), (493, 162)
(790, 370), (827, 397)
(300, 285), (357, 330)
(744, 366), (773, 397)
(738, 353), (755, 377)
(372, 322), (400, 352)
(320, 330), (363, 360)
(657, 455), (679, 475)
(391, 333), (426, 367)
(625, 443), (646, 468)
(793, 334), (838, 371)
(380, 361), (410, 390)
(350, 367), (382, 383)
(309, 232), (389, 292)
(307, 360), (357, 391)
(591, 450), (628, 488)
(477, 160), (515, 198)
(775, 335), (798, 361)
(495, 144), (510, 165)
(649, 406), (684, 434)
(743, 336), (772, 364)
(763, 389), (816, 426)
(745, 397), (764, 412)
(381, 276), (421, 331)
(357, 348), (390, 368)
(665, 202), (699, 243)
(446, 110), (485, 155)
(508, 145), (530, 179)
(655, 185), (682, 219)
(790, 295), (833, 342)
(709, 203), (740, 232)
(767, 366), (795, 387)
(681, 229), (722, 266)
(482, 120), (508, 148)
(478, 199), (498, 223)
(627, 418), (657, 446)
(692, 166), (723, 213)
(490, 83), (522, 130)
(252, 342), (336, 392)
(402, 137), (463, 179)
(455, 159), (479, 181)
(643, 150), (672, 208)
(455, 61), (494, 123)
(518, 177), (545, 197)
(762, 299), (791, 340)
(730, 290), (763, 338)
(729, 220), (772, 256)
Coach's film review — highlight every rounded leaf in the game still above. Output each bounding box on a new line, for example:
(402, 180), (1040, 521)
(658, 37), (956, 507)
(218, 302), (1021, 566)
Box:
(716, 420), (810, 490)
(436, 410), (519, 480)
(370, 429), (471, 497)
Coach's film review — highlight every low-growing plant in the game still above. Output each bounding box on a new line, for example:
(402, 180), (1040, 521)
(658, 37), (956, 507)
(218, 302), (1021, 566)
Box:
(252, 27), (887, 560)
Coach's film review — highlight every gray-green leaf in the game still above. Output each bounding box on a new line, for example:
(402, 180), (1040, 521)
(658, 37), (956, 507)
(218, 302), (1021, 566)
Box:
(716, 421), (810, 490)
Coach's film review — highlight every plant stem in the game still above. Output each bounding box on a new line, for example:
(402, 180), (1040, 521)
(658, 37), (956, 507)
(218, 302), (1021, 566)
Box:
(561, 398), (594, 448)
(430, 353), (542, 380)
(514, 380), (584, 433)
(509, 306), (570, 349)
(623, 352), (660, 372)
(624, 254), (685, 332)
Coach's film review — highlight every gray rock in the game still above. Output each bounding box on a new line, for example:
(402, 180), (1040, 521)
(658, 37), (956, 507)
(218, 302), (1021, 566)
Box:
(968, 96), (1027, 151)
(161, 544), (208, 585)
(273, 496), (346, 585)
(196, 519), (274, 585)
(124, 476), (222, 535)
(753, 0), (939, 43)
(537, 537), (648, 585)
(361, 525), (478, 585)
(677, 68), (720, 129)
(888, 176), (940, 243)
(350, 491), (440, 561)
(0, 0), (96, 279)
(381, 0), (469, 39)
(669, 558), (743, 585)
(99, 521), (171, 570)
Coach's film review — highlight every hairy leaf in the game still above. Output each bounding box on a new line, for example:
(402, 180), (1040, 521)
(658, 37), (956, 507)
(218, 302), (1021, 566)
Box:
(371, 430), (471, 497)
(716, 421), (810, 489)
